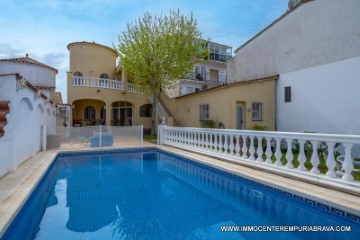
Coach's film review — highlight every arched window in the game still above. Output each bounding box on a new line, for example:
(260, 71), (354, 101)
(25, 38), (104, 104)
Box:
(140, 104), (152, 117)
(84, 106), (95, 120)
(73, 71), (83, 77)
(100, 73), (109, 79)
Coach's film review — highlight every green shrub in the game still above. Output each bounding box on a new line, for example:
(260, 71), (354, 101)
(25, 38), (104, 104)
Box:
(200, 120), (216, 128)
(252, 124), (268, 131)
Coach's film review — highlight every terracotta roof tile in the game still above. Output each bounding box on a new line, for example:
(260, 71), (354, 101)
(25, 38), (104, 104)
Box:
(0, 56), (58, 73)
(176, 75), (279, 99)
(67, 41), (116, 54)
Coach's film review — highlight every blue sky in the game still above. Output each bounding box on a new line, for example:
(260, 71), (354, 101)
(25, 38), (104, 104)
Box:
(0, 0), (288, 102)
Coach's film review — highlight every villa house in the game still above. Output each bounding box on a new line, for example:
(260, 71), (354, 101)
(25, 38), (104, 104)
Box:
(166, 40), (232, 98)
(227, 0), (360, 134)
(66, 41), (152, 131)
(67, 40), (277, 131)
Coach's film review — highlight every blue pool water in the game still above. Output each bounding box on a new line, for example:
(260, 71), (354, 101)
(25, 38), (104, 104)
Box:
(3, 148), (360, 240)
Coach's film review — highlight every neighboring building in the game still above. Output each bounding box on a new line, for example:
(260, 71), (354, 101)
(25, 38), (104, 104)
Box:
(166, 40), (232, 98)
(160, 76), (277, 130)
(0, 54), (62, 103)
(226, 0), (360, 134)
(0, 73), (57, 177)
(66, 41), (152, 131)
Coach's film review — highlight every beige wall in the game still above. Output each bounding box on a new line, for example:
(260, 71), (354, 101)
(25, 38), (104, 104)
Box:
(67, 43), (152, 128)
(68, 43), (117, 79)
(68, 85), (152, 128)
(160, 78), (276, 130)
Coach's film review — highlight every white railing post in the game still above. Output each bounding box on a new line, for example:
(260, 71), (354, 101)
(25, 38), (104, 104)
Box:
(285, 139), (294, 169)
(274, 138), (282, 166)
(229, 134), (235, 156)
(214, 133), (218, 153)
(342, 143), (354, 181)
(235, 135), (240, 157)
(249, 136), (256, 160)
(242, 135), (248, 159)
(325, 142), (336, 178)
(256, 137), (264, 162)
(310, 141), (320, 174)
(99, 125), (102, 147)
(265, 137), (273, 164)
(297, 140), (307, 171)
(140, 125), (143, 146)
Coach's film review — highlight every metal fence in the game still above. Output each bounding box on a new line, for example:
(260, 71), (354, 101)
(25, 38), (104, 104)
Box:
(56, 125), (143, 149)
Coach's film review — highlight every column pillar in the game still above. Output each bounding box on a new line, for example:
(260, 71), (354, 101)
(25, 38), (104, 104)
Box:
(106, 101), (111, 126)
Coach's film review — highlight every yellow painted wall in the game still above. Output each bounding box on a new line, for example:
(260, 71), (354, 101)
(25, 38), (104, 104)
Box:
(68, 43), (116, 79)
(160, 78), (276, 130)
(67, 42), (152, 128)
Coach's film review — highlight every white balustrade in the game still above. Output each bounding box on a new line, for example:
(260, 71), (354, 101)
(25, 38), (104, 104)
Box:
(72, 76), (123, 90)
(158, 126), (360, 184)
(127, 83), (145, 93)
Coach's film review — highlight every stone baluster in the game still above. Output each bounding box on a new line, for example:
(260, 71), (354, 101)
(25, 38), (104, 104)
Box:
(209, 133), (214, 152)
(265, 137), (273, 164)
(242, 136), (248, 159)
(297, 140), (307, 171)
(219, 134), (224, 154)
(256, 137), (264, 162)
(223, 134), (229, 155)
(310, 141), (320, 174)
(274, 138), (283, 166)
(285, 139), (294, 169)
(342, 143), (354, 181)
(229, 135), (235, 156)
(249, 136), (256, 160)
(325, 142), (337, 178)
(214, 133), (218, 152)
(208, 133), (212, 151)
(235, 135), (241, 157)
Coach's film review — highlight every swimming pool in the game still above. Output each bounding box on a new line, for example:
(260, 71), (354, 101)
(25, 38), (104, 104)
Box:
(2, 148), (360, 239)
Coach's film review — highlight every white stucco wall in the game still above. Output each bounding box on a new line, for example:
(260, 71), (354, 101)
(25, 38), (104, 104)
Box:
(0, 74), (56, 177)
(227, 0), (360, 82)
(0, 61), (56, 87)
(276, 56), (360, 134)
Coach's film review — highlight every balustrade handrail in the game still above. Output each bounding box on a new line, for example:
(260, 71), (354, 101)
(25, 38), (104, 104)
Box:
(72, 76), (123, 90)
(162, 126), (360, 144)
(158, 125), (360, 185)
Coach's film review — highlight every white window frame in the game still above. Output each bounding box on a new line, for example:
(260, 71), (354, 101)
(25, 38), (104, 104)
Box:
(251, 102), (263, 121)
(199, 104), (209, 121)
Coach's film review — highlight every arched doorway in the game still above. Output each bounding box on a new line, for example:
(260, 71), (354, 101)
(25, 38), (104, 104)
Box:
(111, 101), (133, 126)
(71, 99), (106, 126)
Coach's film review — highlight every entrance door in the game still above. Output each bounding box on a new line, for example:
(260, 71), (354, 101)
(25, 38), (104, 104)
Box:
(236, 104), (244, 130)
(210, 69), (219, 82)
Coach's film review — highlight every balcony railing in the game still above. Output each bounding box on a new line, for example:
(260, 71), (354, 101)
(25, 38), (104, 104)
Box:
(209, 53), (231, 62)
(127, 83), (145, 94)
(72, 76), (123, 90)
(158, 126), (360, 187)
(183, 72), (226, 83)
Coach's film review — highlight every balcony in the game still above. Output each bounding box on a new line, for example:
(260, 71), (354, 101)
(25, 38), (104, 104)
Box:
(209, 53), (231, 62)
(183, 72), (226, 83)
(72, 76), (123, 90)
(72, 76), (145, 94)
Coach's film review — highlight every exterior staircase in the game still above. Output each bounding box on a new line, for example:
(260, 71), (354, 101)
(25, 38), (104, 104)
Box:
(149, 95), (182, 127)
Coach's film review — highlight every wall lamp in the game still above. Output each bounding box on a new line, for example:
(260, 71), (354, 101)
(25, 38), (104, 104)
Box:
(16, 77), (27, 90)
